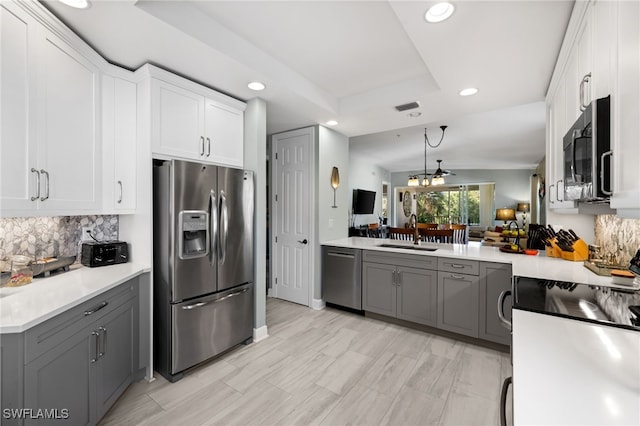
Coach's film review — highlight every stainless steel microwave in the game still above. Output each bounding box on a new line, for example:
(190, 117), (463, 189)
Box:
(562, 95), (611, 202)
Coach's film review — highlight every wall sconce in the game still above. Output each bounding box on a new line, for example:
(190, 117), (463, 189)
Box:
(495, 207), (516, 227)
(517, 202), (530, 228)
(330, 166), (340, 208)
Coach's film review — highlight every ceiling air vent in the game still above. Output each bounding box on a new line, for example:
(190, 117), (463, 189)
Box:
(394, 101), (420, 112)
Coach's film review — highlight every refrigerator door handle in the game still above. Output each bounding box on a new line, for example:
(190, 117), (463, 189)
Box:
(210, 190), (218, 264)
(219, 191), (228, 264)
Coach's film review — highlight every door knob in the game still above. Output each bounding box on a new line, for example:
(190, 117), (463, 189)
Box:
(298, 239), (308, 244)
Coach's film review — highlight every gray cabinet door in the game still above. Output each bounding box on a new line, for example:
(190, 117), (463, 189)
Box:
(437, 272), (480, 338)
(362, 262), (396, 317)
(24, 323), (96, 426)
(95, 297), (137, 420)
(396, 266), (437, 326)
(479, 262), (512, 345)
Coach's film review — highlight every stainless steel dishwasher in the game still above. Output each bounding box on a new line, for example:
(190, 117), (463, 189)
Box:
(321, 246), (362, 310)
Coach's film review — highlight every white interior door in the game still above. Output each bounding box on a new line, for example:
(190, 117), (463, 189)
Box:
(272, 127), (313, 306)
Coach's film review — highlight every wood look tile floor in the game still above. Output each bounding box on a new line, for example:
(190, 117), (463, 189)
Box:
(100, 298), (512, 426)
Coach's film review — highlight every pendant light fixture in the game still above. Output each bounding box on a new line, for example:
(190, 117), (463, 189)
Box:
(407, 126), (448, 187)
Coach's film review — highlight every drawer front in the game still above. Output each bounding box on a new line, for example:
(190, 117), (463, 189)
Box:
(25, 280), (137, 363)
(363, 250), (437, 270)
(438, 257), (479, 275)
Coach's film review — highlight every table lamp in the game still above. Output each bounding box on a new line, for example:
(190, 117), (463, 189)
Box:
(517, 202), (530, 229)
(495, 208), (516, 227)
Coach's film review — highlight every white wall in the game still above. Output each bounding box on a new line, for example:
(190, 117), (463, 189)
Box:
(317, 126), (349, 243)
(348, 154), (391, 227)
(243, 98), (267, 332)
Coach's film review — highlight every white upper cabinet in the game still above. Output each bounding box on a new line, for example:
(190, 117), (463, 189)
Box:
(102, 73), (137, 213)
(610, 1), (640, 217)
(152, 79), (205, 160)
(0, 2), (101, 217)
(149, 69), (245, 168)
(0, 4), (37, 212)
(204, 98), (244, 168)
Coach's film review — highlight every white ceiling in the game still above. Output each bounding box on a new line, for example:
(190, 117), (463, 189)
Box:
(42, 0), (573, 173)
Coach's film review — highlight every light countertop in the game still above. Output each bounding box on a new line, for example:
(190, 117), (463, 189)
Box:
(512, 309), (640, 425)
(0, 262), (149, 334)
(322, 237), (638, 289)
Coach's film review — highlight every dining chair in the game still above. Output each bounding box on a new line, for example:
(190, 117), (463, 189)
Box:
(419, 228), (454, 243)
(416, 223), (438, 230)
(388, 227), (414, 241)
(445, 224), (467, 244)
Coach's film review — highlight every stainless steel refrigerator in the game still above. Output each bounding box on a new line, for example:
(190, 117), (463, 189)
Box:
(153, 159), (254, 382)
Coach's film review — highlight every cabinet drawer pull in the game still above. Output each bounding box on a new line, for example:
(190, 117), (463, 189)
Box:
(206, 137), (211, 157)
(200, 136), (205, 156)
(84, 301), (108, 316)
(549, 184), (555, 204)
(40, 169), (49, 201)
(117, 180), (123, 204)
(98, 326), (107, 358)
(556, 179), (563, 202)
(90, 331), (99, 363)
(450, 274), (466, 280)
(450, 264), (465, 269)
(30, 168), (41, 201)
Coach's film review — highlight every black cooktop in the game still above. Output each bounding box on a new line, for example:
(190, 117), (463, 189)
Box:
(514, 277), (640, 331)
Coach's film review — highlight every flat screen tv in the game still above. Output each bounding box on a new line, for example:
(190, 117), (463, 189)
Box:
(352, 189), (376, 214)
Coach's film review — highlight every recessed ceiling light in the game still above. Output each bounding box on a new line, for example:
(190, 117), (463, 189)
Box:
(326, 120), (338, 126)
(459, 87), (479, 96)
(408, 112), (422, 118)
(425, 2), (455, 23)
(59, 0), (90, 9)
(247, 81), (265, 91)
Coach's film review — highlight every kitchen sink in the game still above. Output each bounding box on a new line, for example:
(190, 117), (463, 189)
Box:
(377, 243), (438, 252)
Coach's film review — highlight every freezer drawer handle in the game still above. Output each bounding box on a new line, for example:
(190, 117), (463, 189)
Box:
(497, 290), (512, 330)
(181, 288), (250, 310)
(84, 301), (108, 316)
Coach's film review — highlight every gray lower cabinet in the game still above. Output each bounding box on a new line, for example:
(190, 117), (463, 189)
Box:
(362, 251), (438, 327)
(437, 271), (480, 337)
(4, 278), (139, 426)
(479, 262), (512, 345)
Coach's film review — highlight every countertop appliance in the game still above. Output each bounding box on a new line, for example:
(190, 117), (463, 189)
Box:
(153, 159), (254, 382)
(508, 276), (640, 425)
(563, 95), (611, 202)
(321, 246), (362, 310)
(80, 241), (129, 267)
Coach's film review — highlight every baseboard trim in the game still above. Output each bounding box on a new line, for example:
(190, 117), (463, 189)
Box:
(311, 298), (325, 310)
(253, 325), (269, 342)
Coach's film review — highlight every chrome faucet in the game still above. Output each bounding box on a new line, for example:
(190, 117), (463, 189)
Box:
(409, 214), (421, 244)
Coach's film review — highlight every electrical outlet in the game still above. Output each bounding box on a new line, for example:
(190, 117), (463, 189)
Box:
(81, 226), (95, 242)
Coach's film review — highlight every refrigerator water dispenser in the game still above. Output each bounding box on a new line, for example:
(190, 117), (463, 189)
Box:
(178, 211), (209, 259)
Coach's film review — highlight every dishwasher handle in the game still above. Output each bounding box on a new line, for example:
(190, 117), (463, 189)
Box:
(327, 252), (354, 259)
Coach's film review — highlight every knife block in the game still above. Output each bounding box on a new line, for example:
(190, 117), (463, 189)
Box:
(559, 238), (589, 261)
(545, 239), (563, 258)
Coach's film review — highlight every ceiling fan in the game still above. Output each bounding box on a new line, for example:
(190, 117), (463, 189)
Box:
(428, 159), (456, 178)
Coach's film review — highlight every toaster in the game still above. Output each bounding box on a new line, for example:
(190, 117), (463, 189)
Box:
(81, 241), (129, 267)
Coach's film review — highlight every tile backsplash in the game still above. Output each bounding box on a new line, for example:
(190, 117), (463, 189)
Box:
(594, 215), (640, 266)
(0, 216), (119, 261)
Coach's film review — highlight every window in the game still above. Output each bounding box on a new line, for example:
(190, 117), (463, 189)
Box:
(416, 185), (481, 225)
